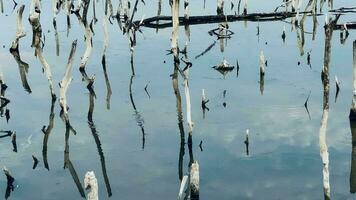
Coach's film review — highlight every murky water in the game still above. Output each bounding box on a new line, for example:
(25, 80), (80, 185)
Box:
(1, 0), (356, 199)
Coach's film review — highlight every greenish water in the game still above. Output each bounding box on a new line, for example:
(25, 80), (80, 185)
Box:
(0, 0), (356, 199)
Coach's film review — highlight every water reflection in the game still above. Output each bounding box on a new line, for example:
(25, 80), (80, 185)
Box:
(129, 74), (146, 150)
(350, 119), (356, 193)
(41, 98), (55, 170)
(87, 87), (112, 197)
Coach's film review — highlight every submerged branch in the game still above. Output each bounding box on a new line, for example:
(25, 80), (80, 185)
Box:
(136, 11), (318, 29)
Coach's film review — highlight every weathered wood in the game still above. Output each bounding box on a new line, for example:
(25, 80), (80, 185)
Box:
(190, 161), (199, 199)
(29, 1), (56, 100)
(178, 175), (188, 200)
(59, 40), (77, 122)
(136, 11), (316, 29)
(84, 171), (98, 200)
(351, 41), (356, 120)
(10, 5), (26, 51)
(319, 14), (340, 200)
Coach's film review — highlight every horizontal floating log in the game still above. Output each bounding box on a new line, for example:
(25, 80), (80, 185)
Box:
(334, 22), (356, 30)
(134, 11), (317, 29)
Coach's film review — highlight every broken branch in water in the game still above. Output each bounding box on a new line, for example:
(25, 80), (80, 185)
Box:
(59, 40), (77, 122)
(135, 11), (318, 29)
(10, 5), (26, 52)
(78, 18), (95, 95)
(29, 1), (56, 100)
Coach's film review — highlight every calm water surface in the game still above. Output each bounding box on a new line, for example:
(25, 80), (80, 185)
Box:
(0, 0), (356, 199)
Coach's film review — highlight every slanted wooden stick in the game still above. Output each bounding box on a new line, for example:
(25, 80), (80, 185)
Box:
(59, 40), (77, 121)
(29, 1), (56, 99)
(10, 5), (26, 51)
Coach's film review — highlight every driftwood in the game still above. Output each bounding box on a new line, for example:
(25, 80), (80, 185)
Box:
(135, 11), (316, 29)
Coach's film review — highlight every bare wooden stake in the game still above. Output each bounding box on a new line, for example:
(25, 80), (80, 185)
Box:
(29, 1), (56, 100)
(190, 161), (199, 199)
(84, 171), (99, 200)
